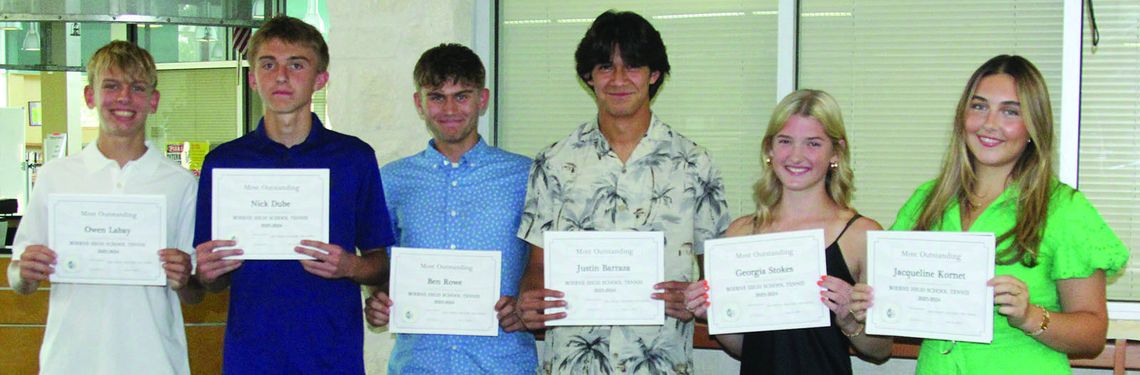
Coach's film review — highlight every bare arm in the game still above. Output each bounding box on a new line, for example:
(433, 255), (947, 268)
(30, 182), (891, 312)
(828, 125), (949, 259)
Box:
(836, 217), (893, 362)
(296, 240), (389, 286)
(159, 248), (204, 304)
(519, 244), (544, 294)
(8, 260), (40, 294)
(714, 334), (744, 358)
(992, 271), (1109, 358)
(516, 244), (566, 329)
(176, 278), (205, 304)
(10, 245), (56, 295)
(194, 240), (242, 293)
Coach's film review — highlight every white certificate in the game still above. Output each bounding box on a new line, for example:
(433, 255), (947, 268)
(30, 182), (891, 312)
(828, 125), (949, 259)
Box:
(212, 169), (329, 260)
(47, 194), (167, 286)
(866, 231), (995, 343)
(544, 231), (664, 326)
(388, 247), (502, 336)
(704, 229), (829, 335)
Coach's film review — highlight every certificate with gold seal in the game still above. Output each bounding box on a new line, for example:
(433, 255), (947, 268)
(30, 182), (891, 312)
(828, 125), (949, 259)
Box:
(47, 194), (167, 286)
(388, 247), (502, 336)
(866, 231), (995, 343)
(704, 229), (829, 335)
(544, 231), (664, 326)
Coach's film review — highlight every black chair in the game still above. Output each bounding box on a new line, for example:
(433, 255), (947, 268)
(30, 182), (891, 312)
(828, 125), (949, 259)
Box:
(0, 198), (17, 248)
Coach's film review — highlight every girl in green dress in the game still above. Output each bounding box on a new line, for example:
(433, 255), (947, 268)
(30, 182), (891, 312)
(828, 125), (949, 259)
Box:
(892, 55), (1128, 374)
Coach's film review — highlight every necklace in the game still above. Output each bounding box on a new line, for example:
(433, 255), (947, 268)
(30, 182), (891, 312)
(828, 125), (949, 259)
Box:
(966, 192), (990, 209)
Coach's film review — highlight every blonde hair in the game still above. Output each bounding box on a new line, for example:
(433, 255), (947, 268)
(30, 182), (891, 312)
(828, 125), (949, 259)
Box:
(752, 89), (854, 230)
(86, 40), (157, 88)
(913, 55), (1055, 267)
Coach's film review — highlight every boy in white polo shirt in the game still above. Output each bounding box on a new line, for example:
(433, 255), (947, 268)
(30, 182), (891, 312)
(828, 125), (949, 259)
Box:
(7, 40), (202, 375)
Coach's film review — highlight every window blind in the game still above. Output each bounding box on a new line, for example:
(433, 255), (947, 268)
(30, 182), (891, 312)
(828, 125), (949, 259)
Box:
(498, 0), (779, 219)
(797, 0), (1064, 228)
(150, 68), (241, 146)
(1077, 0), (1140, 301)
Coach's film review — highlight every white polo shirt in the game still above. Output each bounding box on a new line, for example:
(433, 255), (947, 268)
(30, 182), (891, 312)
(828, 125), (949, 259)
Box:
(12, 142), (196, 375)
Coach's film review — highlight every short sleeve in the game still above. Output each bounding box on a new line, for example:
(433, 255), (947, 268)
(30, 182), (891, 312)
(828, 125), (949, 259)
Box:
(379, 163), (402, 256)
(890, 180), (936, 231)
(691, 149), (731, 255)
(192, 153), (217, 247)
(172, 176), (198, 271)
(517, 149), (556, 248)
(356, 148), (395, 252)
(1046, 188), (1129, 279)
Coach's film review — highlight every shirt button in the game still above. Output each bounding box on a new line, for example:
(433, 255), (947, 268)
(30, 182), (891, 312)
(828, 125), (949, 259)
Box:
(450, 345), (458, 350)
(450, 162), (459, 169)
(450, 210), (457, 217)
(451, 180), (458, 187)
(449, 244), (456, 249)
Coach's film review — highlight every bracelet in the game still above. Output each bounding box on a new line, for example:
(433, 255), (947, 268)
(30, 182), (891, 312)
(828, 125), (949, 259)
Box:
(842, 324), (864, 337)
(1027, 304), (1050, 336)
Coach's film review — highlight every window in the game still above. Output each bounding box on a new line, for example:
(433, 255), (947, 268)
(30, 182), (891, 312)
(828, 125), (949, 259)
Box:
(798, 0), (1064, 225)
(498, 0), (779, 218)
(1077, 0), (1140, 301)
(496, 1), (1140, 303)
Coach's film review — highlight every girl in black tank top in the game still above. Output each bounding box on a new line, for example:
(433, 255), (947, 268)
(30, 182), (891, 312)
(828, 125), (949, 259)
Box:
(683, 90), (894, 374)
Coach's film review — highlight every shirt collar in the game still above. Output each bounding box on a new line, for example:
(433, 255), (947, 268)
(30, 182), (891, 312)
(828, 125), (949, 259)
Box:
(421, 137), (490, 167)
(79, 140), (163, 175)
(582, 112), (670, 151)
(252, 112), (327, 150)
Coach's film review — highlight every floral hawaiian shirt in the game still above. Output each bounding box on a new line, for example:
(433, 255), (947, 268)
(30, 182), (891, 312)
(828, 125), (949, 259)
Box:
(519, 114), (731, 375)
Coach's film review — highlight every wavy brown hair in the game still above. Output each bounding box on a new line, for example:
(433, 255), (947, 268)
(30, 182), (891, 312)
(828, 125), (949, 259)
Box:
(752, 89), (854, 231)
(912, 55), (1055, 267)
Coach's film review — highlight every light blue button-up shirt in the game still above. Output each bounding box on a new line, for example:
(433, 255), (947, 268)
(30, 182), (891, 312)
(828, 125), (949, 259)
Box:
(381, 138), (537, 374)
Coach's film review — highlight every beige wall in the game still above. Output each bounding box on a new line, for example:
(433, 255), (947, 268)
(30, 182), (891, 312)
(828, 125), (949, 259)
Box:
(7, 73), (41, 145)
(326, 1), (477, 373)
(328, 0), (477, 165)
(7, 73), (96, 148)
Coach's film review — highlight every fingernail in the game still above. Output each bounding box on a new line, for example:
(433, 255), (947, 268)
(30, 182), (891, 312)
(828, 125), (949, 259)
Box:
(816, 280), (823, 286)
(820, 297), (826, 302)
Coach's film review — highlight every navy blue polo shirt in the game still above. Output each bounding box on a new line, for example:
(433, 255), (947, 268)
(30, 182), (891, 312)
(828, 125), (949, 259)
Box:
(194, 113), (394, 375)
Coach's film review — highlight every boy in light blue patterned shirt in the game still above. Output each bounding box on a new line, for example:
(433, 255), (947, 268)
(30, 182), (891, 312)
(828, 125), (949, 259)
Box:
(365, 43), (538, 374)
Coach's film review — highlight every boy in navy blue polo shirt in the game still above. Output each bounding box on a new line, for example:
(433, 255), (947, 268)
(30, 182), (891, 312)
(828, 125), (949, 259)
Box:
(192, 15), (393, 374)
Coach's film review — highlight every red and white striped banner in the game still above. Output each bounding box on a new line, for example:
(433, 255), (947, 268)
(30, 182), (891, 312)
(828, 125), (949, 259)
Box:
(232, 27), (251, 59)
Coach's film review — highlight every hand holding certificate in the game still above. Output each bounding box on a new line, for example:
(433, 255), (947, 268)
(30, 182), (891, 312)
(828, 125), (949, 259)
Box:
(211, 169), (329, 260)
(865, 231), (995, 343)
(543, 231), (664, 326)
(47, 194), (167, 286)
(388, 247), (502, 336)
(704, 229), (829, 335)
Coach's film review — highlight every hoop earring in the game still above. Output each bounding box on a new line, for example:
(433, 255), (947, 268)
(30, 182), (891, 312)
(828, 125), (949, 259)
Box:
(765, 157), (771, 165)
(829, 161), (838, 169)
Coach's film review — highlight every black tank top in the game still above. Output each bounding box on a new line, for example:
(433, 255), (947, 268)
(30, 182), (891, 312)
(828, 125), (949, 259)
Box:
(738, 214), (862, 375)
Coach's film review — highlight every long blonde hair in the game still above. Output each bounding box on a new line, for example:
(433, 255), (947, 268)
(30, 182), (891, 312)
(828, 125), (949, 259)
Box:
(913, 55), (1055, 266)
(752, 89), (854, 230)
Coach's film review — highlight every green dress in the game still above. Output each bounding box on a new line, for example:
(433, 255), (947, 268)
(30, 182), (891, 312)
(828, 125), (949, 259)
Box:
(891, 179), (1128, 374)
